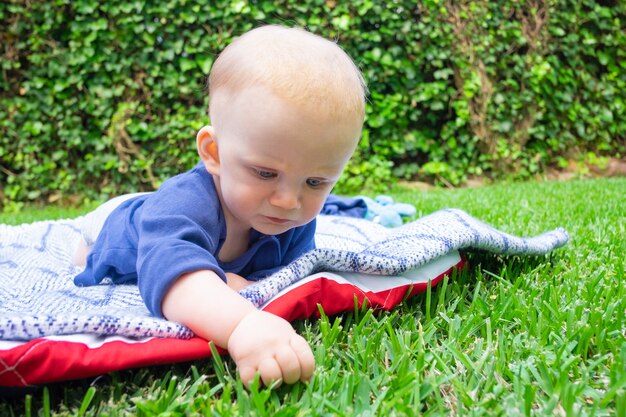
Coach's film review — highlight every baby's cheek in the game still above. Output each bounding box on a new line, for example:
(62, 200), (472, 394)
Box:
(233, 184), (266, 208)
(305, 196), (327, 220)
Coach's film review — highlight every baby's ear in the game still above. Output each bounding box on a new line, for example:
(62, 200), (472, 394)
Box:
(197, 125), (220, 174)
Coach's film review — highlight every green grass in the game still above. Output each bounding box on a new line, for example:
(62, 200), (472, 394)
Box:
(1, 178), (625, 416)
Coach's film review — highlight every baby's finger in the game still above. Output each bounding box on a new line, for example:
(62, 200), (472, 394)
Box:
(238, 365), (258, 388)
(274, 345), (302, 384)
(258, 357), (283, 387)
(290, 335), (315, 381)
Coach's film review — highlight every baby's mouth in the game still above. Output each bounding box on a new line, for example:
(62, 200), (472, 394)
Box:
(264, 216), (291, 225)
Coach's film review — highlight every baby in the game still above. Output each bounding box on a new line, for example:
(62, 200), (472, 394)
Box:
(74, 25), (366, 387)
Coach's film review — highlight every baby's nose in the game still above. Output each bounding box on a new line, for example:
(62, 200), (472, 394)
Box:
(269, 186), (301, 210)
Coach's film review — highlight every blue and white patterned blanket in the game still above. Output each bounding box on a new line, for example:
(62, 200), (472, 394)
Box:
(0, 209), (568, 341)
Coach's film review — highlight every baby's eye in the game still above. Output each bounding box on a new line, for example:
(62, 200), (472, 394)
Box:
(254, 168), (277, 179)
(306, 178), (324, 187)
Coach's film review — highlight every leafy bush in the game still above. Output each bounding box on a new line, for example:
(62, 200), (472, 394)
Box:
(1, 0), (624, 207)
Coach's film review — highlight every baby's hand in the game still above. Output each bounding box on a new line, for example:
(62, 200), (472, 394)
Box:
(225, 272), (253, 292)
(227, 310), (315, 387)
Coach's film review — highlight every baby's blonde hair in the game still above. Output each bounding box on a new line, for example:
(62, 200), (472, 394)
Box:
(208, 25), (366, 124)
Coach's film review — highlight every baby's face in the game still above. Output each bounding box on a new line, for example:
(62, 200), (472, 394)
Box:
(211, 86), (362, 235)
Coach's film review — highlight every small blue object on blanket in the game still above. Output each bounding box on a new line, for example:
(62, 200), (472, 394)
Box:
(0, 208), (568, 341)
(359, 195), (417, 227)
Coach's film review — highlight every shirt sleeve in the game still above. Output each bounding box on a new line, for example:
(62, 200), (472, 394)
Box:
(135, 176), (227, 318)
(136, 215), (227, 318)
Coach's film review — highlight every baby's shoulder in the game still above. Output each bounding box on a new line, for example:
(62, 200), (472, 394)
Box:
(144, 168), (221, 222)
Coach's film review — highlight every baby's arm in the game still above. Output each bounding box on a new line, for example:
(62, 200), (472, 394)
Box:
(161, 270), (315, 387)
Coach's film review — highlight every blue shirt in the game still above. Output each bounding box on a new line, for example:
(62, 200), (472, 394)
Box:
(74, 162), (316, 317)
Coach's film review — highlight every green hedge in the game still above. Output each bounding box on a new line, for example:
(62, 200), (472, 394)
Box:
(1, 0), (624, 208)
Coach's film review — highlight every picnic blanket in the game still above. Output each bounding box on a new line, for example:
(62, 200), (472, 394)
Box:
(0, 208), (568, 342)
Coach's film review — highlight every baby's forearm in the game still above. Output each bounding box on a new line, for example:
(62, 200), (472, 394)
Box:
(161, 269), (315, 387)
(161, 270), (256, 348)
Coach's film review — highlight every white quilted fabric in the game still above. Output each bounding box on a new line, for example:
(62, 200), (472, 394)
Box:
(0, 209), (568, 341)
